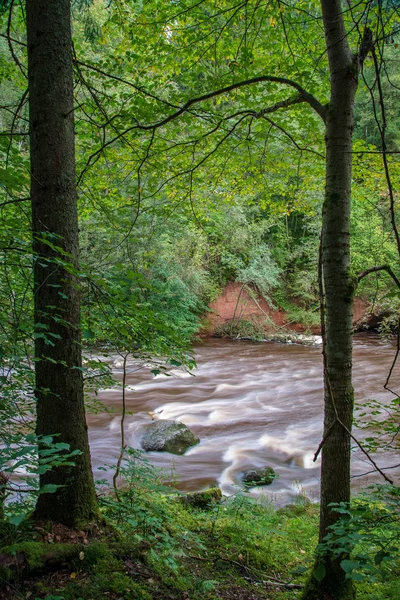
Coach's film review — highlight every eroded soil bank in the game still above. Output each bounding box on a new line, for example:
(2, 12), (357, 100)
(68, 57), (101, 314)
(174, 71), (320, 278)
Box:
(203, 282), (369, 338)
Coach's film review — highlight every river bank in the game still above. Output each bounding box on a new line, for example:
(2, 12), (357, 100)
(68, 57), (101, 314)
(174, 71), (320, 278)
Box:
(202, 282), (371, 339)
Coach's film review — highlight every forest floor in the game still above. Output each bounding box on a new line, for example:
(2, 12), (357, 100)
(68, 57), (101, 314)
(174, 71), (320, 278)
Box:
(1, 478), (399, 600)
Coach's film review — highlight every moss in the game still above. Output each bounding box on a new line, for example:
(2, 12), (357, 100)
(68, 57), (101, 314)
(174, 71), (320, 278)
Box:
(1, 541), (78, 570)
(242, 467), (276, 487)
(277, 501), (313, 518)
(0, 541), (111, 575)
(109, 538), (142, 560)
(92, 568), (152, 600)
(2, 487), (398, 600)
(302, 569), (356, 600)
(178, 487), (222, 509)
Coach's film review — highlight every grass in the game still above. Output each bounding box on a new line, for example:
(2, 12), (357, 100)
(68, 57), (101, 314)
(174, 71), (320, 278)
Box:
(1, 455), (399, 600)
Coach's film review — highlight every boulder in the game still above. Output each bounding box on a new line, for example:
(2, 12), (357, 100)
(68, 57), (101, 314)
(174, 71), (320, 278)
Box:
(140, 420), (200, 455)
(241, 466), (276, 488)
(177, 487), (222, 509)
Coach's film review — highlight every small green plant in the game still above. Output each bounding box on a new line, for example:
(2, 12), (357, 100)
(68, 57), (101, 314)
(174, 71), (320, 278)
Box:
(318, 485), (400, 582)
(98, 448), (203, 574)
(0, 434), (81, 529)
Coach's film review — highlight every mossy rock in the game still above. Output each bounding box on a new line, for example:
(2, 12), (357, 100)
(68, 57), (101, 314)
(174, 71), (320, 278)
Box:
(241, 467), (277, 488)
(0, 541), (111, 577)
(178, 487), (222, 509)
(141, 420), (200, 455)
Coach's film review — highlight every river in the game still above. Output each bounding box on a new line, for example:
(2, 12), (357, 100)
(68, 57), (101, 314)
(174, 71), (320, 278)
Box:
(87, 333), (400, 505)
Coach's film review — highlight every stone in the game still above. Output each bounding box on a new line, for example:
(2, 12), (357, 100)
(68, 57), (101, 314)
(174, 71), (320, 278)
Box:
(177, 487), (222, 509)
(140, 420), (200, 455)
(241, 466), (276, 488)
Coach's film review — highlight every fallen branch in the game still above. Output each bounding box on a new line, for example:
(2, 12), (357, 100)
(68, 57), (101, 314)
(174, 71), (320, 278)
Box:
(187, 554), (302, 589)
(243, 576), (303, 589)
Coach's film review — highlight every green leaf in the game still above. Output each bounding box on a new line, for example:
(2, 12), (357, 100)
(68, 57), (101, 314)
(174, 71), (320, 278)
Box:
(313, 563), (326, 582)
(8, 513), (28, 526)
(374, 550), (389, 565)
(39, 483), (61, 494)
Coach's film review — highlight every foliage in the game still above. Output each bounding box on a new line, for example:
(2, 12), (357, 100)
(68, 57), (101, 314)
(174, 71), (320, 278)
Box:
(0, 434), (82, 529)
(236, 244), (280, 299)
(0, 1), (400, 596)
(2, 453), (400, 599)
(98, 448), (203, 574)
(355, 391), (400, 455)
(318, 486), (400, 583)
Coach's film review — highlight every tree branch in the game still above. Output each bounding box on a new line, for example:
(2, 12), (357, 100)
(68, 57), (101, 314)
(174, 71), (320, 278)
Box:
(357, 264), (400, 289)
(75, 59), (181, 110)
(7, 0), (27, 78)
(0, 196), (30, 209)
(136, 74), (327, 126)
(78, 79), (325, 183)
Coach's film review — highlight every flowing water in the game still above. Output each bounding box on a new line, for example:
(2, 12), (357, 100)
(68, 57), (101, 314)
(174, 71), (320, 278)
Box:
(87, 333), (400, 505)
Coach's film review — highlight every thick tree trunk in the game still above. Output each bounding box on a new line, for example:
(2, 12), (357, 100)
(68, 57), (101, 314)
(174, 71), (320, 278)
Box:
(303, 2), (358, 599)
(27, 0), (97, 526)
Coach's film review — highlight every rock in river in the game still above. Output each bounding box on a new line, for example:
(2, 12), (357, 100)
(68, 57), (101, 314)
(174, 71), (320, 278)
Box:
(241, 466), (277, 488)
(140, 419), (200, 455)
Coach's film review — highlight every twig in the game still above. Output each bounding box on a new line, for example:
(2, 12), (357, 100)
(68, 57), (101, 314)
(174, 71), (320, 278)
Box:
(351, 463), (400, 478)
(244, 576), (303, 589)
(371, 46), (400, 257)
(7, 0), (27, 78)
(324, 372), (394, 484)
(384, 317), (400, 398)
(314, 231), (329, 462)
(113, 351), (129, 500)
(187, 554), (302, 589)
(313, 422), (334, 462)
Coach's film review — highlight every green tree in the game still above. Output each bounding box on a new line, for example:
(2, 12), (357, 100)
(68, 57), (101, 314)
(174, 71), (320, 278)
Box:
(27, 0), (97, 525)
(74, 2), (398, 597)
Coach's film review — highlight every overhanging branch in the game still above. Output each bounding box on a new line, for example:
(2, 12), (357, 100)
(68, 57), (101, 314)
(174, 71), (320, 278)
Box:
(78, 78), (326, 183)
(357, 264), (400, 289)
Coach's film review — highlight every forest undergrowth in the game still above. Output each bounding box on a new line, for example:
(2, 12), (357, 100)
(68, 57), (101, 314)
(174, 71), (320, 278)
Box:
(1, 452), (399, 600)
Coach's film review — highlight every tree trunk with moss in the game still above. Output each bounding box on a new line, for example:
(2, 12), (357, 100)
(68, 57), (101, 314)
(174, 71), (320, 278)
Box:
(303, 2), (369, 599)
(27, 0), (97, 526)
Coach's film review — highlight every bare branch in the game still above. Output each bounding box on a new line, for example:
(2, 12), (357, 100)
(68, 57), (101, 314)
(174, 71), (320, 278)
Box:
(0, 196), (30, 209)
(5, 88), (29, 169)
(357, 264), (400, 289)
(384, 317), (400, 398)
(371, 46), (400, 257)
(0, 131), (29, 137)
(6, 0), (27, 78)
(75, 60), (181, 110)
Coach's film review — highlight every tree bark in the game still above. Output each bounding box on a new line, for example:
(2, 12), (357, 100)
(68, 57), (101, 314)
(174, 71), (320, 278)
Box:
(27, 0), (97, 526)
(303, 1), (358, 599)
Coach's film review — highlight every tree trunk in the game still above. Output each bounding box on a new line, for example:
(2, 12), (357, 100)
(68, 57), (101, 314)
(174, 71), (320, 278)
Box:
(27, 0), (97, 526)
(303, 2), (358, 599)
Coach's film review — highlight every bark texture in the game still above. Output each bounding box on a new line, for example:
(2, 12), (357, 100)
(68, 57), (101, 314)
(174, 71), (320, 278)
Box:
(27, 0), (97, 526)
(304, 1), (359, 599)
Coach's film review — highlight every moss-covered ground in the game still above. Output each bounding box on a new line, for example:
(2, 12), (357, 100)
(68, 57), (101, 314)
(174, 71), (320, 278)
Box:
(1, 485), (399, 600)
